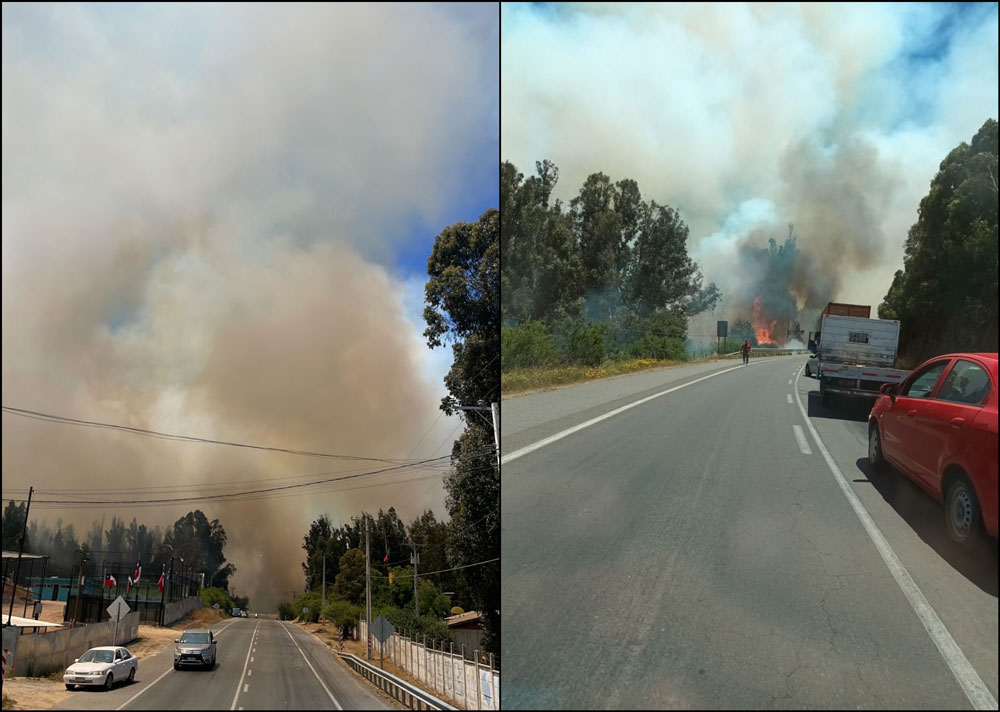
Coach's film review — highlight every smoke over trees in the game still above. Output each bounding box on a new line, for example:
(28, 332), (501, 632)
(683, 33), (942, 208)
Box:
(14, 509), (234, 588)
(879, 119), (999, 364)
(502, 159), (720, 368)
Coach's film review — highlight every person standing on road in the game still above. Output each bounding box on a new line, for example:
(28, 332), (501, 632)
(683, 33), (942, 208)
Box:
(741, 340), (752, 365)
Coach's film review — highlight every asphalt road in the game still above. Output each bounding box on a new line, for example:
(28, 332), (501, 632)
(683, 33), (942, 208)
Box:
(52, 618), (390, 710)
(501, 356), (998, 709)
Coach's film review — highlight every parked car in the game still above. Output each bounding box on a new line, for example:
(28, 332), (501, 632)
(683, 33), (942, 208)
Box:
(804, 353), (818, 378)
(174, 629), (217, 669)
(868, 352), (998, 546)
(64, 646), (137, 690)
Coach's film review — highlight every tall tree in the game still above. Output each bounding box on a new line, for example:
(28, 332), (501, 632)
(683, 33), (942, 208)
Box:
(332, 548), (366, 606)
(2, 501), (28, 552)
(571, 173), (624, 319)
(424, 207), (500, 658)
(879, 118), (999, 362)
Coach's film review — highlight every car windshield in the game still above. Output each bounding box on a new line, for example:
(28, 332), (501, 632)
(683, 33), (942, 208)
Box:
(78, 649), (114, 664)
(180, 632), (210, 644)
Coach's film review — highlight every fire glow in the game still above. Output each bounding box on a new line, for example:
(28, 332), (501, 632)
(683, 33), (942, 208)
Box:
(752, 296), (777, 344)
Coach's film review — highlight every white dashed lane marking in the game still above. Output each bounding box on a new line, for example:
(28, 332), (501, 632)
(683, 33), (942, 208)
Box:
(786, 394), (792, 404)
(792, 425), (812, 455)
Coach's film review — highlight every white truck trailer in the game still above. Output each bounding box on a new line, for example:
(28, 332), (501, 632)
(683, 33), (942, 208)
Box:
(816, 313), (910, 407)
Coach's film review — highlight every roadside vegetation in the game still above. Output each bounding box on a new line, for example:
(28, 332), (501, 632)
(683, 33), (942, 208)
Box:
(279, 508), (462, 648)
(501, 160), (722, 389)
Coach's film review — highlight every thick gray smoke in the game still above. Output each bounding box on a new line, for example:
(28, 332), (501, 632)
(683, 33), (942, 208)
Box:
(2, 4), (496, 609)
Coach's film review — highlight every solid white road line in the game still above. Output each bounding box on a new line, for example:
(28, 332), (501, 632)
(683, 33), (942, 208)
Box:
(792, 365), (996, 710)
(116, 664), (173, 710)
(117, 617), (240, 710)
(502, 359), (776, 464)
(230, 620), (260, 710)
(787, 394), (793, 404)
(792, 425), (812, 455)
(281, 622), (344, 710)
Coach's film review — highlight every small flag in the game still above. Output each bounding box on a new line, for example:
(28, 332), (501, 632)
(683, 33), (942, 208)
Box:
(158, 568), (165, 593)
(104, 573), (116, 587)
(127, 575), (134, 592)
(132, 559), (142, 584)
(383, 549), (389, 563)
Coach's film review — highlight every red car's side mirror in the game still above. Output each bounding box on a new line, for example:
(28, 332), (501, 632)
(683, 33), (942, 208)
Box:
(880, 383), (898, 402)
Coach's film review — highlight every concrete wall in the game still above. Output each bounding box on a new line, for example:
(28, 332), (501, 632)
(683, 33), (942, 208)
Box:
(163, 595), (201, 626)
(12, 611), (140, 678)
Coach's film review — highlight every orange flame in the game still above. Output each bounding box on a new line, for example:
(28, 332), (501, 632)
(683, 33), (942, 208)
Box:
(752, 296), (777, 344)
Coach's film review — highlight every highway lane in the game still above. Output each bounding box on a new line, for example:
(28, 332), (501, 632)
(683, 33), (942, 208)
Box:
(52, 618), (389, 710)
(501, 355), (998, 709)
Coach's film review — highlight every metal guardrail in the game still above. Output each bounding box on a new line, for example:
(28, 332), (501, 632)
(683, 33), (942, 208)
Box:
(720, 349), (812, 357)
(339, 652), (458, 711)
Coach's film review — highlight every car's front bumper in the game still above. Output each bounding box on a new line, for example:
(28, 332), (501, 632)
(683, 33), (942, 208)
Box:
(64, 674), (108, 686)
(174, 653), (212, 666)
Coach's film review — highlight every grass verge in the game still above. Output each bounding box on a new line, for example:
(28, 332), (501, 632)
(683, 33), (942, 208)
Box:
(503, 356), (712, 396)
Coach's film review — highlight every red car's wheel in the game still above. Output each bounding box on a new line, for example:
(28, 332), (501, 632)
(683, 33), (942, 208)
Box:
(868, 423), (886, 471)
(944, 476), (984, 546)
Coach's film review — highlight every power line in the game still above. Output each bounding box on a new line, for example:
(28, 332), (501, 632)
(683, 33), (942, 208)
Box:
(7, 455), (458, 506)
(391, 557), (499, 580)
(1, 405), (418, 465)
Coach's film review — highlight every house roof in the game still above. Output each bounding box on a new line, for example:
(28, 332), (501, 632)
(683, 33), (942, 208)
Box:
(444, 610), (482, 627)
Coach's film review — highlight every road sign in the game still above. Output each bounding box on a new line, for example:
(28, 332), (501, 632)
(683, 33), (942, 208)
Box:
(107, 596), (130, 622)
(213, 603), (219, 610)
(302, 606), (309, 614)
(107, 596), (130, 647)
(717, 320), (728, 338)
(371, 614), (394, 643)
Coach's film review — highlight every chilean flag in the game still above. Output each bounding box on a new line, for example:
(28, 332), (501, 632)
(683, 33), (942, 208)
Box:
(383, 548), (389, 563)
(104, 573), (116, 587)
(127, 575), (134, 591)
(158, 567), (165, 593)
(132, 559), (142, 584)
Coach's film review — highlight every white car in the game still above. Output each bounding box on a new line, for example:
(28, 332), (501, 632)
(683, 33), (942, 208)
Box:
(64, 646), (137, 690)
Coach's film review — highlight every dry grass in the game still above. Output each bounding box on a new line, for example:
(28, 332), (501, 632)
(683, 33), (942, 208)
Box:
(502, 356), (721, 395)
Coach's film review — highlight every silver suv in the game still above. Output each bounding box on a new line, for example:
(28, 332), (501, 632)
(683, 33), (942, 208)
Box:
(174, 629), (217, 670)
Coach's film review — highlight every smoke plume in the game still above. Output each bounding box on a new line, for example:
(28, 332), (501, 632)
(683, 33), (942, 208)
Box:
(501, 2), (998, 335)
(2, 4), (497, 608)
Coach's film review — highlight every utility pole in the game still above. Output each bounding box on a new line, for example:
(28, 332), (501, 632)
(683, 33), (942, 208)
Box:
(491, 401), (500, 468)
(7, 487), (33, 625)
(365, 518), (371, 659)
(72, 549), (88, 625)
(410, 545), (420, 617)
(456, 404), (500, 467)
(321, 553), (326, 621)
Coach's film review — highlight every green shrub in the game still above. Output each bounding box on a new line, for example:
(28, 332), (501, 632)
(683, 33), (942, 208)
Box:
(374, 606), (454, 645)
(626, 335), (688, 361)
(559, 322), (607, 366)
(199, 587), (233, 612)
(502, 322), (558, 368)
(277, 601), (295, 620)
(292, 591), (323, 623)
(322, 600), (363, 636)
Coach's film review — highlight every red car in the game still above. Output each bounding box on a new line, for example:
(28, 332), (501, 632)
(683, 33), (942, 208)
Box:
(868, 352), (998, 546)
